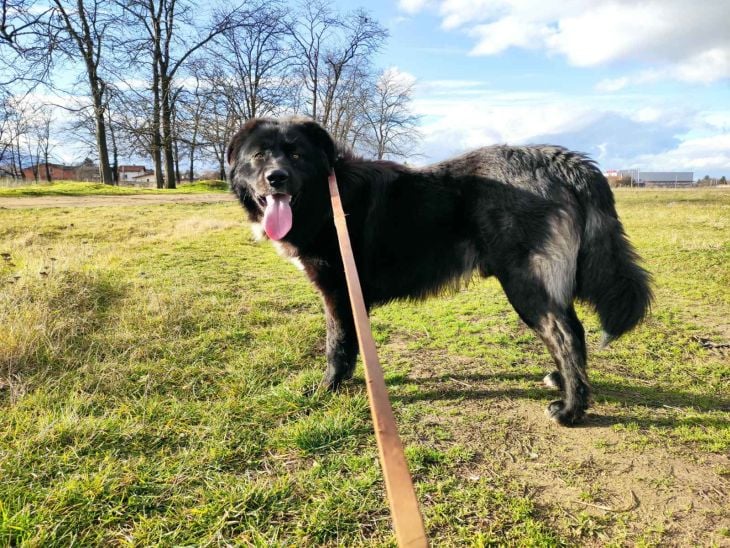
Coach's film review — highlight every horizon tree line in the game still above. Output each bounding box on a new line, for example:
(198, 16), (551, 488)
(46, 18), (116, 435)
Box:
(0, 0), (420, 187)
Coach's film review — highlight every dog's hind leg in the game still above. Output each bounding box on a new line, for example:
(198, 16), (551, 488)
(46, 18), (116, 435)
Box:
(498, 274), (590, 425)
(534, 306), (590, 425)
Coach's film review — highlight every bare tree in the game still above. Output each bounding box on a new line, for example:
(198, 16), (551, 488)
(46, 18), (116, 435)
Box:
(49, 0), (116, 184)
(39, 113), (53, 180)
(319, 11), (386, 129)
(195, 64), (240, 181)
(2, 0), (412, 185)
(109, 84), (156, 167)
(288, 2), (387, 133)
(1, 0), (54, 87)
(325, 60), (370, 146)
(213, 0), (294, 120)
(23, 103), (55, 181)
(5, 97), (30, 178)
(287, 0), (333, 121)
(118, 0), (249, 188)
(174, 65), (210, 181)
(361, 68), (420, 160)
(0, 95), (14, 174)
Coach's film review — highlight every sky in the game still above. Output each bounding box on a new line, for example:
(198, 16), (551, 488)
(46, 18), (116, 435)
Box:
(12, 0), (728, 178)
(341, 0), (730, 177)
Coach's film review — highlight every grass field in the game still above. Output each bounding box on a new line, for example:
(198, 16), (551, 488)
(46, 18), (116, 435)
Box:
(0, 188), (728, 546)
(0, 180), (228, 197)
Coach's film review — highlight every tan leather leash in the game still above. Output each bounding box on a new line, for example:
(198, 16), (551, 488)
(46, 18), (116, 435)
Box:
(328, 171), (428, 547)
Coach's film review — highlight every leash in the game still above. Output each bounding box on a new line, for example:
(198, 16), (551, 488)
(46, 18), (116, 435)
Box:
(328, 170), (428, 547)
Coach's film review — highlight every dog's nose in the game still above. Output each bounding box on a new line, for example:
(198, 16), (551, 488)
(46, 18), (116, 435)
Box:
(266, 169), (289, 188)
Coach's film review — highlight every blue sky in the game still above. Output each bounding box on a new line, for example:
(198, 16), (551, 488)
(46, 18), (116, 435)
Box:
(343, 0), (730, 177)
(21, 0), (728, 178)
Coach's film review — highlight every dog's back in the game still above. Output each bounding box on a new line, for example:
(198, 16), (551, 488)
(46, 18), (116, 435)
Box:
(424, 145), (652, 343)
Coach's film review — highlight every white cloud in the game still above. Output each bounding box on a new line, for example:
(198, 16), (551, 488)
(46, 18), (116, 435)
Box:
(418, 79), (493, 97)
(438, 0), (506, 30)
(671, 49), (730, 84)
(411, 81), (595, 159)
(390, 15), (410, 26)
(408, 79), (730, 176)
(380, 67), (417, 88)
(632, 107), (663, 123)
(397, 0), (433, 15)
(597, 49), (730, 91)
(595, 77), (629, 93)
(400, 0), (730, 85)
(469, 17), (552, 56)
(635, 134), (730, 173)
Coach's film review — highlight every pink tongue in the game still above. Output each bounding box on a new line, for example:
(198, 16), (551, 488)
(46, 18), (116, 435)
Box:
(262, 194), (292, 240)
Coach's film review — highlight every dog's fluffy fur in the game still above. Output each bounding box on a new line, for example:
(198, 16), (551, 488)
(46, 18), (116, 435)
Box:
(227, 117), (652, 425)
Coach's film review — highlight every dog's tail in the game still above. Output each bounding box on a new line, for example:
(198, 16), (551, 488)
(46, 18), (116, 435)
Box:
(574, 171), (653, 345)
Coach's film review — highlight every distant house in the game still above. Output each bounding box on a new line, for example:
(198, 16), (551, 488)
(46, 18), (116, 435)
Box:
(617, 170), (694, 187)
(128, 170), (157, 186)
(639, 171), (694, 187)
(21, 162), (77, 181)
(118, 165), (149, 181)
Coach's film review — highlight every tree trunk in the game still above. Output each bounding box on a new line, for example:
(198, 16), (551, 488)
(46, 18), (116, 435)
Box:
(15, 137), (25, 179)
(187, 107), (199, 182)
(218, 157), (225, 181)
(152, 61), (164, 189)
(173, 135), (180, 183)
(163, 120), (176, 188)
(152, 134), (163, 187)
(111, 149), (118, 185)
(42, 118), (52, 181)
(311, 76), (318, 119)
(107, 105), (119, 185)
(91, 90), (114, 185)
(187, 143), (195, 182)
(152, 109), (165, 188)
(161, 77), (176, 189)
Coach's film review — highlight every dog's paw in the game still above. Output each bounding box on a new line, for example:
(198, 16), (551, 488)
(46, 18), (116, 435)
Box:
(545, 399), (586, 426)
(543, 370), (565, 391)
(323, 363), (355, 392)
(322, 371), (354, 392)
(322, 376), (343, 392)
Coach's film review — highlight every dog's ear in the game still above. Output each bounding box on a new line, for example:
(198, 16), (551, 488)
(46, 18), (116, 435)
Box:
(298, 119), (337, 168)
(227, 118), (266, 165)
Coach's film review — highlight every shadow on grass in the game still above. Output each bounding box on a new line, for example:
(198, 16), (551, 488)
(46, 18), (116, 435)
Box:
(1, 270), (127, 403)
(385, 371), (730, 430)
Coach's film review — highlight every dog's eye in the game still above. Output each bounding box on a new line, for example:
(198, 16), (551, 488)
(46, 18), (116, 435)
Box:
(291, 152), (300, 160)
(252, 151), (265, 160)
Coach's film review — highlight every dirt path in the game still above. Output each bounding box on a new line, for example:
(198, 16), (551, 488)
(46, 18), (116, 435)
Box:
(389, 342), (730, 546)
(0, 193), (236, 209)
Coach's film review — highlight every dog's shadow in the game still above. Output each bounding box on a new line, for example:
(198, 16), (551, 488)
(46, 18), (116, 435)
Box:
(382, 371), (730, 431)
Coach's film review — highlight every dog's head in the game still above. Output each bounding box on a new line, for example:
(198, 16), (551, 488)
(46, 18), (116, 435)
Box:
(227, 117), (337, 243)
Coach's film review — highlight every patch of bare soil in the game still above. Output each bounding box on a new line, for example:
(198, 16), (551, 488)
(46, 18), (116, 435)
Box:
(397, 346), (730, 546)
(0, 193), (236, 209)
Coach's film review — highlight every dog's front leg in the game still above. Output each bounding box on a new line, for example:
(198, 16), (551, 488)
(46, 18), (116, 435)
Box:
(322, 289), (359, 390)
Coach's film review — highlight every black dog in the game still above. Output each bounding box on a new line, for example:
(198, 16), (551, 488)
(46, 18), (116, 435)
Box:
(227, 117), (652, 425)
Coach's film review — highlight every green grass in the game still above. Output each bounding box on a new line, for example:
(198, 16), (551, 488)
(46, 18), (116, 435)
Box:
(0, 179), (228, 197)
(0, 189), (728, 545)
